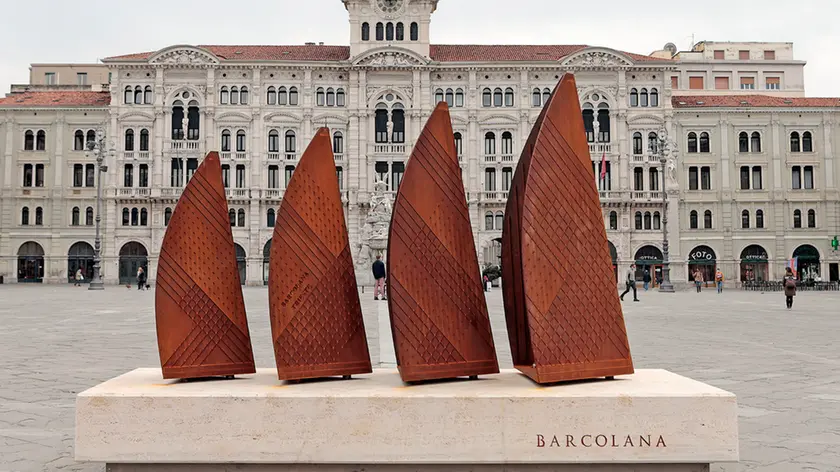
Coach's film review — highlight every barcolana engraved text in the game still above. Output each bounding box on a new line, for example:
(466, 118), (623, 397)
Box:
(281, 272), (310, 308)
(536, 434), (667, 448)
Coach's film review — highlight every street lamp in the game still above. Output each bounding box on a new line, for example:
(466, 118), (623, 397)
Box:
(648, 128), (678, 293)
(85, 131), (115, 291)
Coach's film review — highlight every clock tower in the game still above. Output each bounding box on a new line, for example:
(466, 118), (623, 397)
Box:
(343, 0), (439, 59)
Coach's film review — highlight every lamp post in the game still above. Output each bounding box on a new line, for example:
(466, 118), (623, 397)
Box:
(648, 128), (678, 293)
(85, 131), (115, 291)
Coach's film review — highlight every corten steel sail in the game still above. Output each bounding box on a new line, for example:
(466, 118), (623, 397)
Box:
(387, 102), (499, 383)
(501, 74), (634, 384)
(155, 152), (256, 380)
(268, 128), (372, 381)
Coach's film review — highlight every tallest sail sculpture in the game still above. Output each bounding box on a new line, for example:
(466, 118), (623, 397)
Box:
(501, 74), (634, 384)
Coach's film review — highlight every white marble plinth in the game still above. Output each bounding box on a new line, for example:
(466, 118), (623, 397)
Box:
(76, 369), (738, 468)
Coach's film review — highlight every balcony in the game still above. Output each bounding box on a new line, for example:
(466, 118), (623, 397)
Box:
(648, 155), (662, 164)
(285, 153), (298, 161)
(123, 152), (135, 160)
(116, 188), (151, 198)
(374, 143), (406, 155)
(138, 151), (150, 160)
(501, 154), (515, 163)
(226, 188), (250, 199)
(480, 191), (508, 203)
(261, 189), (283, 200)
(632, 154), (645, 162)
(266, 153), (281, 161)
(168, 140), (203, 156)
(631, 191), (663, 201)
(221, 152), (232, 161)
(589, 143), (612, 154)
(160, 188), (183, 198)
(235, 152), (248, 161)
(484, 155), (497, 163)
(458, 154), (463, 162)
(334, 153), (344, 162)
(598, 191), (624, 201)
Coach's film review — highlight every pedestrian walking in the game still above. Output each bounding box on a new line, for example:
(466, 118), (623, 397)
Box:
(620, 264), (639, 302)
(715, 269), (724, 294)
(642, 269), (651, 291)
(74, 268), (84, 287)
(371, 255), (387, 301)
(484, 275), (492, 293)
(783, 267), (797, 309)
(136, 267), (146, 291)
(693, 269), (704, 293)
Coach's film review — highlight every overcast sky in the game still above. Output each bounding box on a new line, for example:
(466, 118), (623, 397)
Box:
(1, 0), (838, 96)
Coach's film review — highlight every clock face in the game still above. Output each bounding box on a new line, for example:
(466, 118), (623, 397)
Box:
(377, 0), (404, 14)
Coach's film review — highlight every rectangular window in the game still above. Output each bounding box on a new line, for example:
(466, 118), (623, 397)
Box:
(714, 77), (730, 90)
(45, 72), (56, 85)
(23, 164), (33, 187)
(170, 159), (183, 187)
(85, 164), (95, 187)
(336, 166), (344, 191)
(713, 50), (725, 60)
(35, 164), (44, 187)
(268, 165), (279, 189)
(185, 158), (198, 183)
(688, 166), (698, 191)
(236, 165), (246, 188)
(752, 166), (762, 190)
(764, 50), (776, 60)
(671, 76), (679, 89)
(701, 166), (711, 190)
(804, 166), (814, 189)
(739, 50), (750, 60)
(139, 164), (148, 187)
(77, 73), (88, 85)
(689, 76), (704, 90)
(73, 164), (83, 187)
(766, 77), (780, 90)
(392, 162), (405, 190)
(485, 169), (496, 191)
(502, 168), (513, 191)
(285, 166), (295, 187)
(633, 167), (644, 191)
(221, 164), (230, 188)
(740, 77), (755, 90)
(124, 164), (134, 187)
(740, 166), (750, 190)
(792, 166), (801, 189)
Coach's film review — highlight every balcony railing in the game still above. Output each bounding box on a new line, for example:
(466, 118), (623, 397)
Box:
(221, 152), (232, 160)
(334, 153), (344, 162)
(648, 155), (662, 164)
(458, 154), (463, 162)
(235, 152), (248, 161)
(632, 154), (645, 162)
(598, 191), (623, 200)
(161, 188), (183, 198)
(481, 191), (508, 202)
(501, 154), (515, 162)
(226, 188), (250, 199)
(631, 191), (663, 200)
(267, 153), (281, 161)
(589, 143), (612, 154)
(484, 155), (497, 163)
(170, 140), (201, 151)
(374, 144), (406, 154)
(261, 189), (282, 200)
(285, 152), (298, 161)
(138, 151), (150, 159)
(123, 152), (134, 160)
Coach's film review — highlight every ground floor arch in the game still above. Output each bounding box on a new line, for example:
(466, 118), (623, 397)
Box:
(263, 239), (272, 285)
(234, 243), (246, 285)
(687, 245), (717, 286)
(608, 241), (618, 282)
(634, 245), (663, 285)
(68, 241), (95, 283)
(793, 244), (820, 281)
(119, 242), (148, 285)
(17, 241), (44, 283)
(740, 245), (769, 282)
(483, 238), (502, 268)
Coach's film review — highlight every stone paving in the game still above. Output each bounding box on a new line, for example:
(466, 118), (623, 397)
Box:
(0, 284), (839, 471)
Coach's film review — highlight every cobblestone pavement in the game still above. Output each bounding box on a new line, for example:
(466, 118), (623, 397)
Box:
(1, 285), (839, 471)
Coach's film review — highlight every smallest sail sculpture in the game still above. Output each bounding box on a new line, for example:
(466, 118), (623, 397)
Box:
(268, 128), (372, 381)
(387, 102), (499, 382)
(155, 152), (256, 380)
(501, 74), (634, 384)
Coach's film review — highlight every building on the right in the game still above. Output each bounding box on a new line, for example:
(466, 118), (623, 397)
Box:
(670, 94), (840, 285)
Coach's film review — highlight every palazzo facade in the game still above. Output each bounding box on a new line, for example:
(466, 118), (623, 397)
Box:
(1, 0), (838, 287)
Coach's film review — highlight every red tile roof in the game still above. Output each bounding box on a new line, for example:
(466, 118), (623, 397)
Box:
(0, 91), (111, 107)
(673, 95), (840, 108)
(105, 44), (665, 63)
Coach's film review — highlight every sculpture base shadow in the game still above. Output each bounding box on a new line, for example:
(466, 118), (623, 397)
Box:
(514, 360), (634, 385)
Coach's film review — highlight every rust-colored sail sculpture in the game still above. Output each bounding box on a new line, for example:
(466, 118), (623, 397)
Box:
(268, 128), (372, 381)
(155, 152), (256, 380)
(387, 102), (499, 382)
(502, 74), (634, 384)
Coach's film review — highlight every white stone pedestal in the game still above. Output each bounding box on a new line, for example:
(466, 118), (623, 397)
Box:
(76, 369), (738, 471)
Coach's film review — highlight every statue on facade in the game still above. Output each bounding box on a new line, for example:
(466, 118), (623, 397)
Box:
(354, 176), (392, 282)
(386, 120), (394, 142)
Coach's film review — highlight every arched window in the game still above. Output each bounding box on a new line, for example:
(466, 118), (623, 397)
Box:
(386, 22), (394, 41)
(221, 129), (231, 152)
(21, 207), (29, 225)
(699, 132), (710, 152)
(267, 86), (277, 105)
(237, 209), (245, 227)
(268, 130), (280, 153)
(410, 22), (419, 41)
(86, 207), (93, 226)
(453, 132), (463, 156)
(140, 208), (148, 226)
(24, 131), (35, 151)
(86, 130), (96, 147)
(434, 88), (444, 104)
(802, 131), (813, 152)
(485, 212), (494, 231)
(543, 88), (551, 105)
(493, 88), (503, 107)
(504, 88), (514, 107)
(375, 108), (388, 143)
(131, 208), (139, 226)
(391, 107), (405, 143)
(267, 209), (276, 228)
(236, 130), (246, 152)
(532, 88), (542, 107)
(72, 207), (80, 226)
(751, 132), (762, 153)
(124, 86), (132, 104)
(33, 130), (45, 151)
(125, 129), (135, 151)
(122, 208), (130, 226)
(653, 212), (661, 230)
(220, 86), (229, 105)
(241, 86), (250, 104)
(74, 130), (85, 151)
(33, 207), (42, 226)
(687, 132), (698, 153)
(742, 210), (750, 229)
(229, 209), (236, 227)
(134, 86), (142, 104)
(756, 209), (764, 228)
(644, 212), (652, 230)
(396, 22), (404, 40)
(455, 88), (464, 107)
(609, 211), (618, 230)
(790, 131), (800, 152)
(690, 210), (698, 229)
(808, 209), (816, 228)
(704, 210), (713, 229)
(650, 88), (659, 107)
(738, 132), (749, 152)
(361, 22), (370, 41)
(229, 86), (239, 105)
(326, 88), (335, 106)
(164, 208), (172, 226)
(633, 132), (643, 155)
(629, 88), (638, 107)
(288, 86), (299, 105)
(484, 132), (496, 155)
(793, 209), (802, 228)
(139, 129), (149, 151)
(336, 88), (345, 107)
(445, 88), (454, 107)
(482, 88), (492, 107)
(376, 22), (384, 41)
(640, 88), (649, 107)
(285, 165), (295, 186)
(501, 132), (513, 155)
(316, 87), (325, 106)
(333, 131), (344, 154)
(495, 212), (504, 230)
(144, 86), (152, 104)
(648, 132), (659, 154)
(285, 131), (296, 153)
(635, 211), (643, 230)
